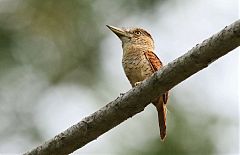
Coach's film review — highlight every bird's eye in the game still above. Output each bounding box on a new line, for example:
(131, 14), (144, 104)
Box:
(134, 30), (141, 35)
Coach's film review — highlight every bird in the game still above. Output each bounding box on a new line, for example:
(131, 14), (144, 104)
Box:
(106, 25), (169, 140)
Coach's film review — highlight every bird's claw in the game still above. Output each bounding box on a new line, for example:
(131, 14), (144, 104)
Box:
(134, 82), (141, 87)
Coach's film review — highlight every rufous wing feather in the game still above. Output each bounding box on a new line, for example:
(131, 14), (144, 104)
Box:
(144, 51), (168, 140)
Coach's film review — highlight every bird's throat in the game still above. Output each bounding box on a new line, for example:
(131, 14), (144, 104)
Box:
(123, 44), (154, 56)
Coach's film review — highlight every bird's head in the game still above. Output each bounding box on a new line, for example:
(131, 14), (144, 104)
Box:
(107, 25), (154, 50)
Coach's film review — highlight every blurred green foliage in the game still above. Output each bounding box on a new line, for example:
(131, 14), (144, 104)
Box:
(125, 105), (217, 155)
(119, 0), (166, 12)
(0, 0), (104, 85)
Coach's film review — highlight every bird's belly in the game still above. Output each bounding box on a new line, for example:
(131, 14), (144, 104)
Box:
(122, 55), (153, 87)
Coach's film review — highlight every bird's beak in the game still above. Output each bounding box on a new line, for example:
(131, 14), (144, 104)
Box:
(106, 25), (128, 38)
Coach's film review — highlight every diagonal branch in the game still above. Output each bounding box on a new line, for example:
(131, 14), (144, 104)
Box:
(24, 20), (240, 155)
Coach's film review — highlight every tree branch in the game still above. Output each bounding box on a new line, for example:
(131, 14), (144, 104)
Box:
(24, 20), (240, 155)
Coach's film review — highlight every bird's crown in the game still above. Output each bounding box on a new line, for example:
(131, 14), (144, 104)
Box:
(127, 28), (153, 40)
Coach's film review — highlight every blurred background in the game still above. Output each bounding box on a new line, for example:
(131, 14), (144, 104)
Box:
(0, 0), (239, 154)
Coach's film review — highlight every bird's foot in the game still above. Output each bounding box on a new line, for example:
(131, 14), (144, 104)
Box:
(134, 81), (142, 87)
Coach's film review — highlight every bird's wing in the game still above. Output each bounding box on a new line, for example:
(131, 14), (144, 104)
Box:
(144, 51), (163, 71)
(144, 51), (168, 104)
(144, 51), (169, 140)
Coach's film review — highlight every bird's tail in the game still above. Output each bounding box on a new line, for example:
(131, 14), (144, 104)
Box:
(153, 97), (167, 140)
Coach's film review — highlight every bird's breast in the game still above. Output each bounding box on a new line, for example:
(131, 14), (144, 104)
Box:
(122, 52), (153, 87)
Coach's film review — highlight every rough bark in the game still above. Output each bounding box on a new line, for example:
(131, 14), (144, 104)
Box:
(24, 20), (240, 155)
